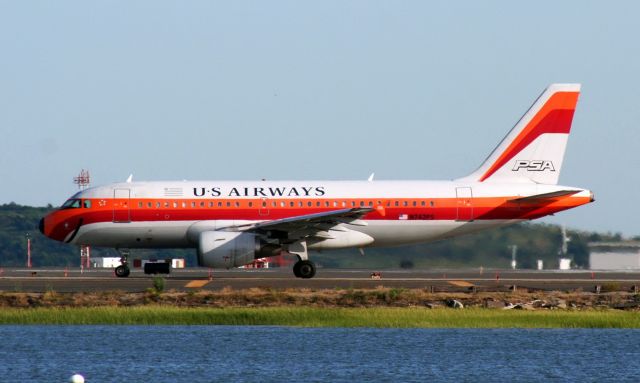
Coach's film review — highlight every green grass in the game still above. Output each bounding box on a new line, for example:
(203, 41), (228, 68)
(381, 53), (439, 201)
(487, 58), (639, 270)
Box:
(0, 306), (639, 328)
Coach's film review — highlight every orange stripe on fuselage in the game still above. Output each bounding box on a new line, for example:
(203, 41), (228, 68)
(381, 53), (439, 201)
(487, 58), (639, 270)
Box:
(44, 195), (592, 242)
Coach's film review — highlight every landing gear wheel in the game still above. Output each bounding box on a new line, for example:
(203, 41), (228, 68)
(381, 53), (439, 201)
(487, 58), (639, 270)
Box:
(115, 248), (131, 278)
(293, 262), (302, 278)
(115, 265), (130, 278)
(293, 260), (316, 279)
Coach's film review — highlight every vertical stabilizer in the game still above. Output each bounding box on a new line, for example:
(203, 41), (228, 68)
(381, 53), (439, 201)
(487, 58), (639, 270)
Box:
(460, 84), (580, 184)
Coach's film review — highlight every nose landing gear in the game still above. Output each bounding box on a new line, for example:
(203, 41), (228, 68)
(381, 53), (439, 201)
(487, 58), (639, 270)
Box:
(115, 249), (131, 278)
(115, 264), (130, 278)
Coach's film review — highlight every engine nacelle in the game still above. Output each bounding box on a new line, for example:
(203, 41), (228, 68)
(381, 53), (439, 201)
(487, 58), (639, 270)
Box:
(197, 231), (280, 268)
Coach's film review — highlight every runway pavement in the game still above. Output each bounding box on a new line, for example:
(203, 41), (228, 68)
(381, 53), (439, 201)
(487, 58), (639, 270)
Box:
(1, 267), (639, 293)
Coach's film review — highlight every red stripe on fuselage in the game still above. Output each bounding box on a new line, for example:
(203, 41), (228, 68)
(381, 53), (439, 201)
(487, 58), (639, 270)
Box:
(43, 195), (591, 242)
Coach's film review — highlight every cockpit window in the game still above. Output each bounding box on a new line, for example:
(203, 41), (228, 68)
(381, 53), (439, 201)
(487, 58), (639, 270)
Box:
(61, 199), (82, 209)
(83, 200), (91, 208)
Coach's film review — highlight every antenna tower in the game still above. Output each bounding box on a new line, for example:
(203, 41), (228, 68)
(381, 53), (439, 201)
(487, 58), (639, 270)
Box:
(73, 169), (92, 268)
(73, 169), (91, 190)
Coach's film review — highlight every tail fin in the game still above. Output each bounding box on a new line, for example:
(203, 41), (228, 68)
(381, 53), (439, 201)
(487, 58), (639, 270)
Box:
(461, 83), (580, 185)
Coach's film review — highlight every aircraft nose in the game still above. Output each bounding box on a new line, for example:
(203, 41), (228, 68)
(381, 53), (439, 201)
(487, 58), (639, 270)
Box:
(39, 218), (45, 235)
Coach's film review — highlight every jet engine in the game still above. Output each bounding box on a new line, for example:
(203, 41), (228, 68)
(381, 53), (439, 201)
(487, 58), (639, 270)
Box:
(197, 231), (280, 268)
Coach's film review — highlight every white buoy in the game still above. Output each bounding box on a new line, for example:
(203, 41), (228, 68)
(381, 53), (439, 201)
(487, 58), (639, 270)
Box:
(69, 374), (85, 383)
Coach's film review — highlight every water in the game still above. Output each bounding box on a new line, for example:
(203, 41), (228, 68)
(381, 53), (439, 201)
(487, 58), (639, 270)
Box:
(0, 326), (638, 382)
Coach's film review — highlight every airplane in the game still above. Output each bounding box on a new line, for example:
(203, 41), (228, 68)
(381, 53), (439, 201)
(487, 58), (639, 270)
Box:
(39, 83), (593, 278)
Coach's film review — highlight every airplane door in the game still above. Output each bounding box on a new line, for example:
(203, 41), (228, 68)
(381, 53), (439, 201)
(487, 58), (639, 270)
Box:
(113, 188), (131, 223)
(455, 187), (473, 221)
(259, 197), (270, 216)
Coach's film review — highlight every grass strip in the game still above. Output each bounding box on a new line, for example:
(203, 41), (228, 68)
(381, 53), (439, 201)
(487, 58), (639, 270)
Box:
(0, 307), (639, 328)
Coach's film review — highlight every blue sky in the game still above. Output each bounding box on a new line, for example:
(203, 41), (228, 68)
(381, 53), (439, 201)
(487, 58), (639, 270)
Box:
(1, 1), (638, 236)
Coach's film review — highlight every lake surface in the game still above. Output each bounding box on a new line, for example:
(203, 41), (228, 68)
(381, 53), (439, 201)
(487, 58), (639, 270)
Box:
(0, 326), (638, 382)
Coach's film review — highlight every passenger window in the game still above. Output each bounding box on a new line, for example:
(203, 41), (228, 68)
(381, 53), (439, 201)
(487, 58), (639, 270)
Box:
(325, 201), (329, 207)
(249, 202), (253, 208)
(84, 200), (92, 208)
(368, 201), (373, 207)
(430, 201), (435, 207)
(342, 201), (346, 207)
(235, 202), (240, 207)
(148, 202), (153, 208)
(281, 201), (285, 207)
(290, 201), (295, 207)
(181, 202), (186, 208)
(394, 201), (399, 207)
(173, 202), (178, 208)
(403, 201), (408, 207)
(156, 202), (161, 208)
(421, 201), (426, 206)
(138, 202), (143, 208)
(413, 201), (417, 207)
(218, 202), (222, 207)
(333, 201), (338, 207)
(307, 201), (312, 207)
(164, 202), (169, 208)
(316, 201), (321, 207)
(262, 201), (267, 207)
(226, 202), (231, 207)
(351, 201), (355, 207)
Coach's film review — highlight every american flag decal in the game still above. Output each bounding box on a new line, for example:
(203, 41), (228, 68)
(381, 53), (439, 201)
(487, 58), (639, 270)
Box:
(399, 214), (408, 220)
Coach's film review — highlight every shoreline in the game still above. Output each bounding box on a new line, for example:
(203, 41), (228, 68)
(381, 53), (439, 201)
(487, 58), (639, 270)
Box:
(0, 288), (638, 327)
(0, 287), (638, 309)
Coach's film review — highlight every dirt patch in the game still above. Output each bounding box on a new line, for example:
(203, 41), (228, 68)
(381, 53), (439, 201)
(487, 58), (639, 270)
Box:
(0, 288), (639, 310)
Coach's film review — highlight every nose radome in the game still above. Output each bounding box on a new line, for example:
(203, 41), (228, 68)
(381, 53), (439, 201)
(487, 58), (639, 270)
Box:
(39, 218), (45, 235)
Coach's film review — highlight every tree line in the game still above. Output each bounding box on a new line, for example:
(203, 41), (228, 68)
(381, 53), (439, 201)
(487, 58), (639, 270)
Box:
(0, 203), (622, 269)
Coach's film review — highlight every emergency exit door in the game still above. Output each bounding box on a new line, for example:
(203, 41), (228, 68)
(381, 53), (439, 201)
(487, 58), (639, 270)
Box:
(455, 187), (473, 221)
(113, 188), (131, 223)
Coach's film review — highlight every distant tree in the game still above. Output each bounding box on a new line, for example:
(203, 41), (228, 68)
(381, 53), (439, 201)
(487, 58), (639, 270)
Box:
(588, 232), (602, 242)
(399, 259), (414, 269)
(569, 237), (590, 268)
(0, 204), (608, 269)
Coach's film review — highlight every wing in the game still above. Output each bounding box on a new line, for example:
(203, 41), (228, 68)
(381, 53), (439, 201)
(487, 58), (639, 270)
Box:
(221, 207), (374, 242)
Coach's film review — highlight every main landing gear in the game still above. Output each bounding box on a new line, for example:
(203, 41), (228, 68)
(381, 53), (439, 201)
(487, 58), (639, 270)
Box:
(115, 249), (131, 278)
(293, 260), (316, 279)
(288, 240), (316, 279)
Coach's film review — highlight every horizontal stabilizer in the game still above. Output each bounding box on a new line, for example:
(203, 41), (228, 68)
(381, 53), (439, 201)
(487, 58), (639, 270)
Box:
(508, 190), (579, 203)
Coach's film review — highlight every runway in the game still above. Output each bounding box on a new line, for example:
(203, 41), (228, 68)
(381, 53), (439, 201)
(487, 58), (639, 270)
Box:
(1, 267), (639, 293)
